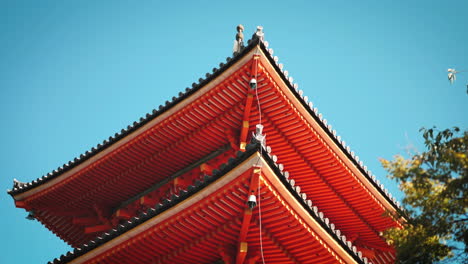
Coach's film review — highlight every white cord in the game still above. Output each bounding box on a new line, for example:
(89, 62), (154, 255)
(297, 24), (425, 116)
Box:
(254, 57), (262, 126)
(258, 169), (266, 264)
(253, 57), (266, 264)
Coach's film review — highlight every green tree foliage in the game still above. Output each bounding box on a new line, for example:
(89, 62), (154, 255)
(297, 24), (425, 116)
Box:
(381, 127), (468, 263)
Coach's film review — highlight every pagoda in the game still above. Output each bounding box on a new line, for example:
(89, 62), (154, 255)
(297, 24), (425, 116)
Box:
(9, 26), (404, 264)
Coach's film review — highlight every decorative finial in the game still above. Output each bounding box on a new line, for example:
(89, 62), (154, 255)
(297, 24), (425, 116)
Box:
(252, 124), (266, 148)
(253, 26), (264, 42)
(233, 24), (245, 55)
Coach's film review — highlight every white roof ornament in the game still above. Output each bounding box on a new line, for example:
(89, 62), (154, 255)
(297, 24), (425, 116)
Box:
(253, 124), (266, 148)
(253, 26), (264, 42)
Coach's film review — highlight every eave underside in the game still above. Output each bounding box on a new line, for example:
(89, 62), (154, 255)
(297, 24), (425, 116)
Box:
(16, 56), (258, 247)
(56, 154), (362, 264)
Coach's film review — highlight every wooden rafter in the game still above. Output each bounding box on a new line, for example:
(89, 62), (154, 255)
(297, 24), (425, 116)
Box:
(252, 218), (301, 264)
(157, 218), (239, 264)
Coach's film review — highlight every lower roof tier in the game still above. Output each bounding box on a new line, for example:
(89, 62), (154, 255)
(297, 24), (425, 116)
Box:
(51, 147), (388, 264)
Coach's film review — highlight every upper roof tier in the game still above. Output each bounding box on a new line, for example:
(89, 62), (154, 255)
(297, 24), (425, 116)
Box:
(9, 28), (403, 263)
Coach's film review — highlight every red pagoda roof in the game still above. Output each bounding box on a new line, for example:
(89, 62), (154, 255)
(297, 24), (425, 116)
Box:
(9, 31), (404, 264)
(51, 144), (371, 264)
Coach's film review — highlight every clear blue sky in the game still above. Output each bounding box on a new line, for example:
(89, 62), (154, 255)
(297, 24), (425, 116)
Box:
(1, 1), (466, 263)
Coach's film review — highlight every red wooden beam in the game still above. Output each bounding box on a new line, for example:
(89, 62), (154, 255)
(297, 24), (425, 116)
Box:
(238, 208), (253, 242)
(115, 208), (132, 220)
(239, 55), (260, 151)
(140, 196), (159, 207)
(236, 242), (248, 264)
(199, 163), (213, 174)
(84, 224), (111, 234)
(72, 216), (100, 226)
(173, 176), (191, 190)
(239, 94), (254, 151)
(249, 166), (261, 197)
(14, 200), (31, 210)
(236, 167), (262, 264)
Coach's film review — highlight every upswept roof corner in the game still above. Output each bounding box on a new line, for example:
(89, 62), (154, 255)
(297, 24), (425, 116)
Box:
(258, 38), (403, 214)
(8, 27), (402, 215)
(261, 144), (373, 264)
(49, 142), (371, 264)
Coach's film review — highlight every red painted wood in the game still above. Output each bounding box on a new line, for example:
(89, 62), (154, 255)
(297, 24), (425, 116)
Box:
(72, 217), (100, 226)
(14, 53), (399, 263)
(84, 224), (112, 234)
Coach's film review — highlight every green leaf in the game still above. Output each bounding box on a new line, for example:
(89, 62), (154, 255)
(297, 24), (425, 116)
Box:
(381, 127), (468, 263)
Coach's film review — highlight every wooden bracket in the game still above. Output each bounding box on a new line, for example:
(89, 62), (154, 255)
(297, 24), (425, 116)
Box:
(140, 195), (159, 207)
(115, 208), (132, 220)
(14, 200), (31, 211)
(200, 163), (213, 175)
